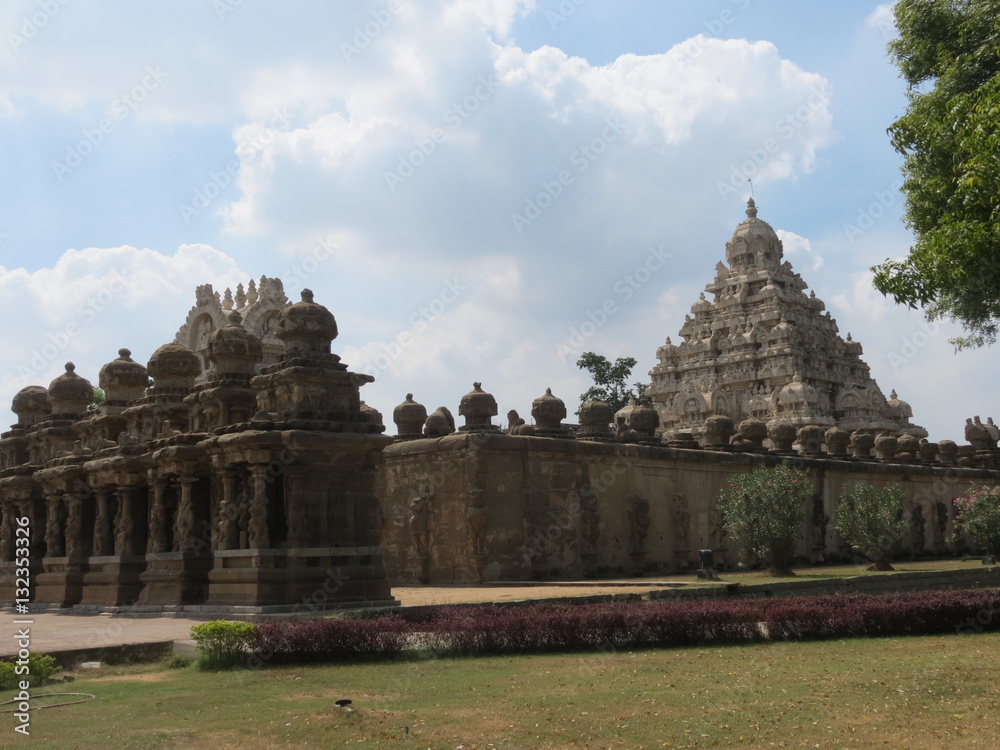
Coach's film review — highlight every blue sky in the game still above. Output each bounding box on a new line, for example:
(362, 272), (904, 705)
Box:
(0, 0), (993, 442)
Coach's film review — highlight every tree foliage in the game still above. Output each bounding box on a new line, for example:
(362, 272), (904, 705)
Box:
(88, 386), (106, 412)
(871, 0), (1000, 347)
(835, 483), (908, 570)
(575, 352), (648, 413)
(953, 484), (1000, 558)
(717, 464), (813, 576)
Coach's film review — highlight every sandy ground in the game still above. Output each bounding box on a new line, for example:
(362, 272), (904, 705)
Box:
(391, 581), (678, 606)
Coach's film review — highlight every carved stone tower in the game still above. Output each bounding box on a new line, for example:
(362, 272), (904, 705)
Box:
(648, 199), (926, 439)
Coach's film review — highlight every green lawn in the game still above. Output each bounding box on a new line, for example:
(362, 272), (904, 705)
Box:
(5, 631), (999, 749)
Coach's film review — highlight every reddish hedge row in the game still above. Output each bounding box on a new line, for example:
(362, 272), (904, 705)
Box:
(249, 588), (1000, 664)
(252, 616), (410, 664)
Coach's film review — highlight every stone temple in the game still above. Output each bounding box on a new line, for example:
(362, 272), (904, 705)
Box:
(1, 203), (998, 610)
(649, 199), (926, 439)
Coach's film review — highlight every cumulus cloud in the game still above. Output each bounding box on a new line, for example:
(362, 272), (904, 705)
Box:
(777, 230), (824, 273)
(0, 0), (855, 439)
(0, 244), (249, 411)
(865, 4), (897, 38)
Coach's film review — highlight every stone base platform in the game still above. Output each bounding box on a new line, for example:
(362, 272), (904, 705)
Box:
(206, 546), (397, 610)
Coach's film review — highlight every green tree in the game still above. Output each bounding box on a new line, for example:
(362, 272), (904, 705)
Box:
(717, 464), (813, 577)
(88, 386), (106, 411)
(871, 0), (1000, 348)
(576, 352), (648, 413)
(953, 484), (1000, 560)
(835, 483), (908, 571)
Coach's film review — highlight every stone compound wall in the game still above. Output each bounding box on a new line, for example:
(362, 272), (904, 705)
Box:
(379, 433), (998, 584)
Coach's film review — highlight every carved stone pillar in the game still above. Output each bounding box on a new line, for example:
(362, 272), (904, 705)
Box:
(217, 471), (240, 551)
(0, 504), (13, 562)
(248, 466), (270, 550)
(44, 494), (65, 558)
(173, 477), (197, 552)
(64, 494), (85, 559)
(285, 470), (307, 548)
(114, 486), (136, 557)
(148, 480), (169, 554)
(92, 488), (114, 557)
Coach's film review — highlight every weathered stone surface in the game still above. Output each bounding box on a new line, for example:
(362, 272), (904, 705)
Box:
(850, 431), (875, 460)
(797, 425), (826, 456)
(0, 286), (396, 612)
(649, 200), (927, 440)
(174, 276), (287, 381)
(393, 394), (427, 439)
(736, 418), (768, 450)
(768, 421), (796, 453)
(531, 388), (568, 436)
(578, 400), (614, 440)
(824, 427), (850, 457)
(702, 415), (734, 449)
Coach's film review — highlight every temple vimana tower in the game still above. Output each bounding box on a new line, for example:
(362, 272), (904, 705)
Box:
(649, 199), (925, 439)
(1, 202), (998, 607)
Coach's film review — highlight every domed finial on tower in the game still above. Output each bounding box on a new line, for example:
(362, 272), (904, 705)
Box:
(745, 197), (758, 219)
(301, 289), (314, 303)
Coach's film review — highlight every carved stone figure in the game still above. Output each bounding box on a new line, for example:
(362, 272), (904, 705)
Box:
(65, 498), (83, 559)
(628, 495), (651, 554)
(911, 503), (926, 556)
(248, 495), (269, 549)
(45, 498), (63, 558)
(0, 509), (12, 561)
(409, 494), (432, 559)
(424, 406), (456, 437)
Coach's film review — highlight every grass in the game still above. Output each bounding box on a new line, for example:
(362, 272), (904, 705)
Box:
(4, 631), (1000, 749)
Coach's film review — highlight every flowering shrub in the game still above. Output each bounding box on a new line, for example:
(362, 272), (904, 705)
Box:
(953, 484), (1000, 559)
(836, 482), (908, 570)
(717, 464), (813, 575)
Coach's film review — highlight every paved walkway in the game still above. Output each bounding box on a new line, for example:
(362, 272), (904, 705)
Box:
(0, 612), (207, 657)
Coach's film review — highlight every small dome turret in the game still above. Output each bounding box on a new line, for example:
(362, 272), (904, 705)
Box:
(276, 289), (338, 356)
(11, 385), (50, 426)
(885, 389), (913, 420)
(99, 348), (149, 404)
(531, 388), (567, 432)
(147, 342), (201, 393)
(725, 198), (783, 269)
(207, 310), (263, 376)
(48, 362), (93, 416)
(393, 393), (427, 438)
(459, 382), (499, 432)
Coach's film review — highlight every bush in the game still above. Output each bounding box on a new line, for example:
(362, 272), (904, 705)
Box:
(251, 616), (409, 665)
(836, 482), (908, 569)
(718, 464), (813, 575)
(190, 620), (256, 670)
(0, 653), (60, 690)
(193, 589), (1000, 668)
(165, 654), (192, 669)
(953, 484), (1000, 558)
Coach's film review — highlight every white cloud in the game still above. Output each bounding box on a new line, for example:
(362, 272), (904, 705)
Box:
(14, 1), (938, 447)
(777, 229), (823, 273)
(865, 4), (897, 36)
(0, 244), (249, 413)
